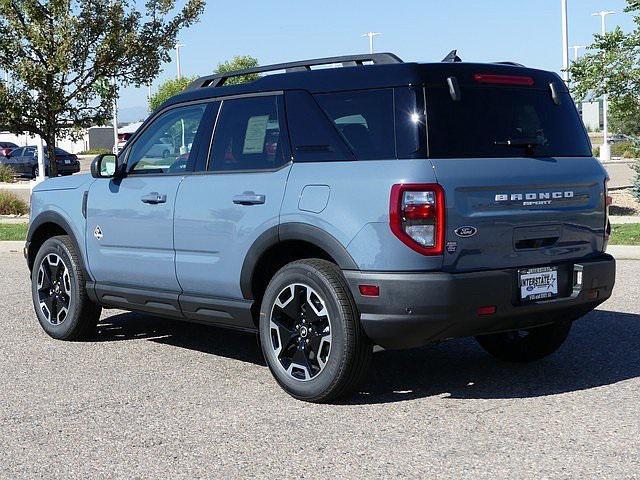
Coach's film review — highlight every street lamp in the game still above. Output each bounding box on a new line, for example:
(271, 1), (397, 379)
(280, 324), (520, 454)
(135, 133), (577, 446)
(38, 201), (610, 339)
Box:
(175, 43), (185, 79)
(592, 10), (616, 162)
(571, 45), (585, 61)
(361, 32), (381, 54)
(561, 0), (570, 84)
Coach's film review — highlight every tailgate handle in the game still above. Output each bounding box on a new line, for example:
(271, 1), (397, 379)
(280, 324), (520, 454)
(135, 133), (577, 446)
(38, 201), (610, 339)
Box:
(515, 236), (559, 250)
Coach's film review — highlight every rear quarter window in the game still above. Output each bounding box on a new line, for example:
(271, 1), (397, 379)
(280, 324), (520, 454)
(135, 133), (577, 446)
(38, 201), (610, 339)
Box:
(314, 89), (396, 160)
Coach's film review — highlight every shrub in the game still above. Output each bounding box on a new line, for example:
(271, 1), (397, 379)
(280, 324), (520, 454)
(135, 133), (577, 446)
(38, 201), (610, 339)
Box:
(79, 147), (111, 155)
(592, 145), (600, 158)
(0, 163), (16, 183)
(611, 141), (639, 158)
(0, 190), (29, 215)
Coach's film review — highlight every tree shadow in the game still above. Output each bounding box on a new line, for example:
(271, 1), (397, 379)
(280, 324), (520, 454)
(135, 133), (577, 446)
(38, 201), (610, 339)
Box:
(94, 309), (640, 404)
(610, 205), (637, 216)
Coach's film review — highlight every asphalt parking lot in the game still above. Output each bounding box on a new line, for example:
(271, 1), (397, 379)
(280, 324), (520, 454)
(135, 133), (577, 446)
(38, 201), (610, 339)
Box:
(1, 248), (639, 479)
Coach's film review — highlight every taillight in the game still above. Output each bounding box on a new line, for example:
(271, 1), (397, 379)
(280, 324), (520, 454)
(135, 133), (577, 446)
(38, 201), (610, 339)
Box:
(390, 183), (445, 256)
(473, 73), (534, 86)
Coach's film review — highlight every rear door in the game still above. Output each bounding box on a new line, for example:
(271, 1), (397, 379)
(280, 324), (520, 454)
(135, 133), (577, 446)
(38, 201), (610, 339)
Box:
(425, 73), (607, 273)
(174, 94), (291, 323)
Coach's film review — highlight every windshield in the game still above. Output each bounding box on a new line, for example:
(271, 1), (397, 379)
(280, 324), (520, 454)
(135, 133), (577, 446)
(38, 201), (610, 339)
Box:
(426, 86), (592, 158)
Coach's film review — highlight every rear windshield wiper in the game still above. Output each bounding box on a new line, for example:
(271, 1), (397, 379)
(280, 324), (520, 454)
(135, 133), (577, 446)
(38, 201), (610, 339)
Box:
(494, 137), (544, 155)
(494, 137), (543, 148)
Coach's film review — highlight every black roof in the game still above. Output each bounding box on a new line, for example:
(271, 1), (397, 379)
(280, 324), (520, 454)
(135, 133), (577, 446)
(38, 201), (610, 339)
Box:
(161, 54), (565, 110)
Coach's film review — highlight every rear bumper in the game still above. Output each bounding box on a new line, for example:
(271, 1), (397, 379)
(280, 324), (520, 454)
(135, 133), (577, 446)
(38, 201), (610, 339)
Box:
(56, 162), (80, 174)
(344, 254), (616, 349)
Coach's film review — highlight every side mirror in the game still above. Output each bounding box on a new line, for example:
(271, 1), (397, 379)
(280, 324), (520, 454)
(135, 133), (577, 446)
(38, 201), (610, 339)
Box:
(91, 153), (122, 179)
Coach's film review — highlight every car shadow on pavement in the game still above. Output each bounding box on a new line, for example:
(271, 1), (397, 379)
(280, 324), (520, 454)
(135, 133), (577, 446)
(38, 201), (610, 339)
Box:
(95, 311), (265, 366)
(94, 309), (640, 404)
(351, 309), (640, 404)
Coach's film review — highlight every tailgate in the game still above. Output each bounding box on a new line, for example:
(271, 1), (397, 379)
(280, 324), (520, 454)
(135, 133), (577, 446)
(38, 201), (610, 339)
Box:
(431, 156), (607, 272)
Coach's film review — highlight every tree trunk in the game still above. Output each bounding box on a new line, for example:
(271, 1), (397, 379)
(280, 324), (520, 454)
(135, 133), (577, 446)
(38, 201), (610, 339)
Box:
(44, 131), (57, 177)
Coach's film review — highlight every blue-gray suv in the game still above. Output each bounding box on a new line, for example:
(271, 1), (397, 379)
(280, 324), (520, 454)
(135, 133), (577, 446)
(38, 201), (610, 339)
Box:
(25, 53), (616, 402)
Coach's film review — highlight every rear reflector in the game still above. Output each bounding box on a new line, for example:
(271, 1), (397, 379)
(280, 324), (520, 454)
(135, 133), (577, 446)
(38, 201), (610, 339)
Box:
(473, 73), (534, 86)
(477, 305), (497, 316)
(358, 285), (380, 297)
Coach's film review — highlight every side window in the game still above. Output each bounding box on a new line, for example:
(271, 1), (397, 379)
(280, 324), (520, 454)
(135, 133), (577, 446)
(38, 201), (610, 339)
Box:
(24, 147), (35, 157)
(285, 90), (354, 163)
(314, 89), (396, 160)
(12, 148), (23, 157)
(127, 104), (207, 175)
(209, 96), (287, 172)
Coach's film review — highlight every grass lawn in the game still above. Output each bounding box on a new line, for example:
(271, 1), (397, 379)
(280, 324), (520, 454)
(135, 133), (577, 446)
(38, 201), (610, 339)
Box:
(610, 223), (640, 246)
(1, 222), (639, 246)
(0, 223), (28, 241)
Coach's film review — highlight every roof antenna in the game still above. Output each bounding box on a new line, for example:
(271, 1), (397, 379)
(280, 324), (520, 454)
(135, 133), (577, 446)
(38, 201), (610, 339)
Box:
(442, 50), (462, 63)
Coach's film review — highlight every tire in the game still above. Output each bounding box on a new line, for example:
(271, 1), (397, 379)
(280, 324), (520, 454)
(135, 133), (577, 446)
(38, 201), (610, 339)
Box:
(32, 165), (38, 179)
(31, 235), (102, 340)
(259, 259), (372, 403)
(475, 320), (573, 363)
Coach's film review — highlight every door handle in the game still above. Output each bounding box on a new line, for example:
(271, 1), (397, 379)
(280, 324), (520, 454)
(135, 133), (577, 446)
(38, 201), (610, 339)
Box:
(233, 193), (266, 205)
(141, 192), (167, 204)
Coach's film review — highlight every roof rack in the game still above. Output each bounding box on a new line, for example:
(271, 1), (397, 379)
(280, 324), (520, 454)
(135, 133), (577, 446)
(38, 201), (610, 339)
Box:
(493, 61), (526, 67)
(188, 53), (404, 90)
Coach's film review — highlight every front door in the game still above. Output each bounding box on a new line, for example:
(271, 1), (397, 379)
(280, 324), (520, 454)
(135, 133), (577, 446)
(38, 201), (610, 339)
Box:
(86, 103), (209, 299)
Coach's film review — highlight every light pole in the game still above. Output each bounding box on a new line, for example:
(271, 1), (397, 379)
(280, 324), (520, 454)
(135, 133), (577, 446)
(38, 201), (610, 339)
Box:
(361, 32), (381, 54)
(175, 43), (185, 79)
(561, 0), (570, 84)
(592, 10), (616, 162)
(571, 45), (585, 61)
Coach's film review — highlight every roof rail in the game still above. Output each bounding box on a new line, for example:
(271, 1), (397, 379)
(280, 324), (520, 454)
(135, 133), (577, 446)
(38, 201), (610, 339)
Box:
(188, 53), (404, 90)
(493, 61), (526, 67)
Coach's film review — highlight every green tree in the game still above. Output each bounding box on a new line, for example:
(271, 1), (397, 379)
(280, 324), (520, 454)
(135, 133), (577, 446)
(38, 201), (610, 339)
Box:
(148, 76), (196, 112)
(610, 96), (640, 136)
(215, 55), (260, 85)
(570, 1), (640, 137)
(0, 0), (204, 176)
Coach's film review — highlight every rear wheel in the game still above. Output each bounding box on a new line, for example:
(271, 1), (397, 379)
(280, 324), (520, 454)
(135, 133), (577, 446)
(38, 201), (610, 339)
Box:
(259, 259), (372, 403)
(476, 320), (572, 363)
(31, 236), (101, 340)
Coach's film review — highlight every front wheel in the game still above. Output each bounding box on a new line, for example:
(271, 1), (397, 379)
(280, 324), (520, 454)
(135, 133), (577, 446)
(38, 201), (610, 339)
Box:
(475, 320), (573, 363)
(259, 259), (372, 403)
(31, 236), (102, 340)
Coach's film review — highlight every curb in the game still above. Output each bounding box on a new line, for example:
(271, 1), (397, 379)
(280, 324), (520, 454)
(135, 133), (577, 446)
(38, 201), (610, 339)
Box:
(0, 241), (25, 254)
(606, 245), (640, 260)
(610, 216), (640, 225)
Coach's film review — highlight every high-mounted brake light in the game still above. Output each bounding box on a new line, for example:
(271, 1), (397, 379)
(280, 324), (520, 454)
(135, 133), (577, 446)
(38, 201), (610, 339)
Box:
(390, 184), (445, 256)
(473, 73), (534, 86)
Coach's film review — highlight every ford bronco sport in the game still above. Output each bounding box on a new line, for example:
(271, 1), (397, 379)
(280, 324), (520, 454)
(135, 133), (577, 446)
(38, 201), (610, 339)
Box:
(25, 52), (616, 402)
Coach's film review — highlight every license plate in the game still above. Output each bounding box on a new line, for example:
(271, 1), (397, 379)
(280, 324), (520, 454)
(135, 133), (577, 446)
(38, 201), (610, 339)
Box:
(519, 266), (558, 301)
(64, 159), (70, 164)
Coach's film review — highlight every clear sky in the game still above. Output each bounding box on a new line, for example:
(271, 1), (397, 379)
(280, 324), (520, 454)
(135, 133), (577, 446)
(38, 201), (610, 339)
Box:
(117, 0), (636, 121)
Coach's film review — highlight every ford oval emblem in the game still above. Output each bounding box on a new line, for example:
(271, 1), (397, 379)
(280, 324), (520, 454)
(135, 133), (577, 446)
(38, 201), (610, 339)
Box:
(455, 226), (478, 238)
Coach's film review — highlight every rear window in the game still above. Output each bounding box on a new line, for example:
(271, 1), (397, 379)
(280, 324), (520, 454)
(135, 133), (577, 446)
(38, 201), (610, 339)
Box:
(426, 86), (592, 158)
